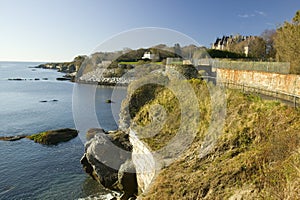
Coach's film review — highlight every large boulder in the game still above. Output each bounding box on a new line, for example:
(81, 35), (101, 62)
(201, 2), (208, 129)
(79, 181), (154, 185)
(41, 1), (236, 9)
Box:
(81, 128), (137, 199)
(27, 128), (78, 145)
(117, 160), (138, 200)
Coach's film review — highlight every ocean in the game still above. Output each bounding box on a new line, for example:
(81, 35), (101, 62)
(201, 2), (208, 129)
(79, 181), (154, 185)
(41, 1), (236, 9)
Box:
(0, 62), (125, 200)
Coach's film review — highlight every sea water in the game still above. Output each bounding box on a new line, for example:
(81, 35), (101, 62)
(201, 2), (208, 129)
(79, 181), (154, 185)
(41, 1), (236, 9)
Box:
(0, 62), (125, 200)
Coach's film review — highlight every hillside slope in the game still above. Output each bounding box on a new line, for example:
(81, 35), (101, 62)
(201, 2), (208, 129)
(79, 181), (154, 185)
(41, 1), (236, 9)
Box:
(127, 79), (300, 199)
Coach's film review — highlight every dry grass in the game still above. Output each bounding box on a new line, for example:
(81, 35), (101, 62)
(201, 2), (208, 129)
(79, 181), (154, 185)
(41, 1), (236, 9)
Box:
(126, 78), (300, 199)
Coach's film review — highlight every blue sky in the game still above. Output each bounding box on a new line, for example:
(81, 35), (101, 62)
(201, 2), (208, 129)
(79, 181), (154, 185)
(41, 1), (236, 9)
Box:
(0, 0), (299, 62)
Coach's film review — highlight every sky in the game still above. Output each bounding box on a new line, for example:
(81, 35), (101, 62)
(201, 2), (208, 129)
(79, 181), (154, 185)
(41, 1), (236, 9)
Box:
(0, 0), (299, 62)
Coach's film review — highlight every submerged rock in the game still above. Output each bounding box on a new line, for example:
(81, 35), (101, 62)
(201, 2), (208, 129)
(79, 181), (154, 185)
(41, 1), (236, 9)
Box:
(8, 78), (26, 81)
(39, 99), (58, 103)
(0, 135), (27, 141)
(27, 128), (78, 145)
(106, 99), (113, 103)
(56, 77), (71, 81)
(8, 78), (48, 81)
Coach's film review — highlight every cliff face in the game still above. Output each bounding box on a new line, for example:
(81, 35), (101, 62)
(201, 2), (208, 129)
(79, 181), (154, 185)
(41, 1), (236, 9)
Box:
(129, 80), (300, 199)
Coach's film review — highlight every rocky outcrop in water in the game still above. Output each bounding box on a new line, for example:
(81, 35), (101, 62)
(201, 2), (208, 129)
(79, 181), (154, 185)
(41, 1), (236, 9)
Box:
(81, 128), (138, 200)
(1, 128), (78, 145)
(27, 128), (78, 145)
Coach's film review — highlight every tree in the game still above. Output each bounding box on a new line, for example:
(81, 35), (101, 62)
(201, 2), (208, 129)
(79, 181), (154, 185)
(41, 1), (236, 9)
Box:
(274, 10), (300, 74)
(248, 37), (266, 59)
(181, 44), (197, 59)
(227, 34), (244, 54)
(227, 35), (266, 59)
(174, 43), (182, 56)
(193, 47), (209, 59)
(207, 49), (245, 59)
(229, 39), (247, 55)
(261, 29), (277, 60)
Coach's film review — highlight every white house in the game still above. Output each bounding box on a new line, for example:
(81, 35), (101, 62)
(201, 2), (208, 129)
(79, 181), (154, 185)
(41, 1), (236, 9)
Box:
(142, 51), (158, 60)
(244, 46), (249, 57)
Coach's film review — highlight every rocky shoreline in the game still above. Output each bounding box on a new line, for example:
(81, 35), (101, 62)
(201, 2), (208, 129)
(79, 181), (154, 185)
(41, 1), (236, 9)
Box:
(35, 55), (85, 73)
(34, 55), (85, 81)
(77, 67), (134, 86)
(76, 79), (129, 86)
(35, 57), (132, 86)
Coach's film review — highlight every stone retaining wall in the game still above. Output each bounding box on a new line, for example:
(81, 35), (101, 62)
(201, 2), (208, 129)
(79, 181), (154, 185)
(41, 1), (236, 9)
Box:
(216, 68), (300, 96)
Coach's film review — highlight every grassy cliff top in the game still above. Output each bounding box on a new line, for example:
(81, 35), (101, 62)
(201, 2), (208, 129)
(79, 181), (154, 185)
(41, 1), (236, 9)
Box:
(126, 78), (300, 199)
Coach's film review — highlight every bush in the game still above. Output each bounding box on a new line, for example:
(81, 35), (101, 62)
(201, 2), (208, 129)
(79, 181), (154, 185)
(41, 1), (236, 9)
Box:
(207, 49), (246, 59)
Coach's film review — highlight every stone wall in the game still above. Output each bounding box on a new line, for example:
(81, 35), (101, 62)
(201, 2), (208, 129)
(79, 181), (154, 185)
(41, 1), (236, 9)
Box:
(214, 60), (290, 74)
(216, 68), (300, 96)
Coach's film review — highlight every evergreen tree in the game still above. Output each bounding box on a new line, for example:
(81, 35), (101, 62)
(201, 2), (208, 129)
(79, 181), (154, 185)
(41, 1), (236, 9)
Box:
(274, 10), (300, 74)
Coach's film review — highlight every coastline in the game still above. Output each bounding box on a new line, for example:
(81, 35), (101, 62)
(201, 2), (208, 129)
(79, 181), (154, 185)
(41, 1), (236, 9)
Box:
(0, 61), (105, 199)
(35, 61), (132, 86)
(76, 79), (129, 87)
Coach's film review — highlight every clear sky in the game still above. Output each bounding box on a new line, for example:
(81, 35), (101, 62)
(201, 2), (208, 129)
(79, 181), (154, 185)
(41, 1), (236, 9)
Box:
(0, 0), (299, 62)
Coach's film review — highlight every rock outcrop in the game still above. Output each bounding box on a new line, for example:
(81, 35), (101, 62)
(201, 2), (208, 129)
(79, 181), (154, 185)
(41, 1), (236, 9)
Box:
(1, 128), (78, 145)
(81, 128), (138, 200)
(36, 55), (86, 80)
(27, 128), (78, 145)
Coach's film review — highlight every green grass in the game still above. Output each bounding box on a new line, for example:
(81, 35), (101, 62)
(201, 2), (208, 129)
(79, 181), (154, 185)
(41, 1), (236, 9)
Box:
(118, 61), (163, 65)
(118, 61), (139, 65)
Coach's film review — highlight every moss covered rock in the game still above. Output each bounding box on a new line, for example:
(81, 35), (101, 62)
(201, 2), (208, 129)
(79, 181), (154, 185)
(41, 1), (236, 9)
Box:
(27, 128), (78, 145)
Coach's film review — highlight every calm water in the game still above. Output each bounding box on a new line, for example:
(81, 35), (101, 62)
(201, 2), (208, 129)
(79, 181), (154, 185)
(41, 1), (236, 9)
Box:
(0, 62), (126, 200)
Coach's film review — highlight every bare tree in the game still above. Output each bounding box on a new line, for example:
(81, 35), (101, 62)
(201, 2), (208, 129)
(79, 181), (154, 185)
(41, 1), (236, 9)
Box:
(248, 37), (266, 59)
(261, 29), (277, 60)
